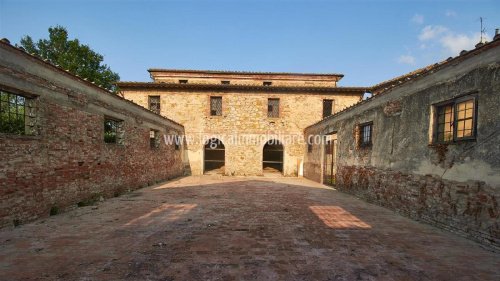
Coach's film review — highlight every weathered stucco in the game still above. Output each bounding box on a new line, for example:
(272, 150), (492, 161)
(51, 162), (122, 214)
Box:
(304, 40), (500, 250)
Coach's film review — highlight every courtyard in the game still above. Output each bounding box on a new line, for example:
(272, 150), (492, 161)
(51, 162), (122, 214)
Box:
(0, 176), (498, 281)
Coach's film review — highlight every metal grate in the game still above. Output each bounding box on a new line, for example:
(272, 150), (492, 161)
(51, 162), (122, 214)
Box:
(104, 118), (124, 144)
(359, 123), (372, 147)
(149, 96), (161, 114)
(0, 90), (29, 135)
(267, 98), (279, 118)
(150, 129), (160, 149)
(210, 96), (222, 116)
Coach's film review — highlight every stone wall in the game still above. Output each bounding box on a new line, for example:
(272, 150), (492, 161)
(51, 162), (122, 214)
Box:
(121, 88), (362, 176)
(0, 41), (185, 227)
(304, 40), (500, 250)
(149, 70), (341, 87)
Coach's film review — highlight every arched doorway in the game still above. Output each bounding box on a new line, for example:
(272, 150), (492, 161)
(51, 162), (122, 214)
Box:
(204, 138), (225, 174)
(262, 139), (284, 174)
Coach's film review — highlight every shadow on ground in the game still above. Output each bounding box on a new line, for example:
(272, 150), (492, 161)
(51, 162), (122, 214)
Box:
(0, 176), (498, 281)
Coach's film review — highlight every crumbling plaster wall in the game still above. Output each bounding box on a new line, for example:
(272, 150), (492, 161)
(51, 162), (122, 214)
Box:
(304, 44), (500, 250)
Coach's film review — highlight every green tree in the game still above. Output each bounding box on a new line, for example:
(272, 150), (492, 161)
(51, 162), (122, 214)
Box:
(18, 25), (120, 92)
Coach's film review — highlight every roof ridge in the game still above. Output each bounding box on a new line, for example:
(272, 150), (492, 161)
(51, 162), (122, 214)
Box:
(147, 68), (344, 77)
(116, 81), (368, 92)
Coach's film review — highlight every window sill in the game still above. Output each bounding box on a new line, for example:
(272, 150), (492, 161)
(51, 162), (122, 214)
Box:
(0, 133), (41, 140)
(104, 142), (125, 146)
(429, 139), (476, 146)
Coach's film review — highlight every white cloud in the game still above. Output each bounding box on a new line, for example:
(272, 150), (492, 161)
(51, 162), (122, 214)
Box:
(445, 10), (457, 17)
(397, 55), (416, 65)
(419, 25), (448, 41)
(440, 32), (491, 55)
(411, 14), (424, 25)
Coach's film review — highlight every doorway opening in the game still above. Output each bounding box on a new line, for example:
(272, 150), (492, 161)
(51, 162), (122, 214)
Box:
(204, 138), (225, 174)
(323, 133), (337, 185)
(263, 139), (283, 174)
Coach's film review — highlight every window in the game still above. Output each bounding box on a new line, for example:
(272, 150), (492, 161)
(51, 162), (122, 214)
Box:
(323, 99), (334, 118)
(267, 98), (280, 118)
(263, 81), (272, 86)
(148, 96), (160, 114)
(359, 122), (372, 147)
(210, 96), (222, 116)
(104, 117), (124, 144)
(221, 81), (230, 85)
(150, 129), (160, 149)
(435, 97), (476, 143)
(0, 90), (36, 135)
(174, 135), (181, 150)
(179, 79), (188, 84)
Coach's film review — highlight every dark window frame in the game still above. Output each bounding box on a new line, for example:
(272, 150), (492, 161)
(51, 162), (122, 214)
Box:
(104, 117), (124, 145)
(0, 89), (37, 136)
(358, 122), (373, 148)
(148, 95), (161, 115)
(179, 79), (188, 84)
(150, 129), (160, 149)
(221, 80), (230, 85)
(210, 96), (223, 116)
(263, 81), (272, 86)
(433, 94), (478, 144)
(267, 98), (280, 118)
(323, 99), (334, 118)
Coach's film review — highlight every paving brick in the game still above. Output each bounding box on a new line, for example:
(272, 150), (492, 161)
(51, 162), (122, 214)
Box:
(0, 176), (498, 280)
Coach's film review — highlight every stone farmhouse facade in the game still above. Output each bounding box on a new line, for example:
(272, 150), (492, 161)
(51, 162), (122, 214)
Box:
(0, 34), (499, 250)
(118, 70), (365, 176)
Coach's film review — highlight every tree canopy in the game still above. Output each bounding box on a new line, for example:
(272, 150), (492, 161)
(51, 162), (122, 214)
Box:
(19, 25), (120, 92)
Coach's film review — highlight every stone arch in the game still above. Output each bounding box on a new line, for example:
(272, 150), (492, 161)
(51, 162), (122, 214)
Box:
(262, 139), (284, 174)
(204, 138), (225, 174)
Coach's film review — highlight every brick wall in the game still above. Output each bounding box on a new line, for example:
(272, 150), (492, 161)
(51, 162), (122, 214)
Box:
(0, 41), (185, 227)
(336, 166), (499, 249)
(304, 40), (500, 250)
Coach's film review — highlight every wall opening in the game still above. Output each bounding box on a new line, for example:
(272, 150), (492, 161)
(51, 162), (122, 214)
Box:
(263, 139), (283, 174)
(204, 138), (225, 174)
(323, 133), (337, 185)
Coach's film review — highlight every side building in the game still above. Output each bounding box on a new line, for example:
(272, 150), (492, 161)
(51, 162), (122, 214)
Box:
(304, 38), (500, 250)
(118, 70), (365, 176)
(0, 39), (185, 227)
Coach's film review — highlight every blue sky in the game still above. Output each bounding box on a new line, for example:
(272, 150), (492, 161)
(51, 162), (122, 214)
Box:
(1, 0), (499, 86)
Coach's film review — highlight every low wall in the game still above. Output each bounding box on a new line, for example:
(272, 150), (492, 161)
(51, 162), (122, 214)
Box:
(0, 40), (185, 227)
(337, 165), (499, 250)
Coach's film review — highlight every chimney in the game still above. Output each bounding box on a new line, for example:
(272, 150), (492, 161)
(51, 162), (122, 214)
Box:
(494, 28), (500, 41)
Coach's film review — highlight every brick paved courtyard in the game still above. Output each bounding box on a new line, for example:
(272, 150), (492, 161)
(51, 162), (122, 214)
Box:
(0, 176), (498, 280)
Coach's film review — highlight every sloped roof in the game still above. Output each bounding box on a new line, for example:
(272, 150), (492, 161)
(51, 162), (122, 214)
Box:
(305, 36), (500, 130)
(116, 81), (367, 94)
(0, 38), (183, 128)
